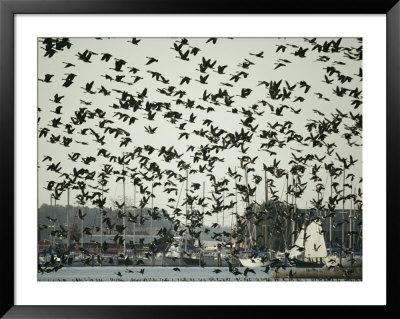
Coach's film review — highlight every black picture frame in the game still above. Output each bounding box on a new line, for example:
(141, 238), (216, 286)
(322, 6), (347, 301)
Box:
(1, 0), (398, 317)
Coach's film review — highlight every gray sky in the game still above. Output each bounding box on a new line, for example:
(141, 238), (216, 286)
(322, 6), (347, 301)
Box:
(38, 37), (362, 225)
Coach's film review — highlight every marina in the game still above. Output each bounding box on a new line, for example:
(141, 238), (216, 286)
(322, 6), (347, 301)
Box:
(38, 166), (362, 279)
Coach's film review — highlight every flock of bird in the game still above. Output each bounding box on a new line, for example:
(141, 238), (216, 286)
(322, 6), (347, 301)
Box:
(38, 37), (362, 277)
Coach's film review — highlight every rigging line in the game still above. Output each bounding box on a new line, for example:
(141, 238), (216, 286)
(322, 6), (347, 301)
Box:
(175, 179), (185, 218)
(270, 198), (284, 249)
(89, 191), (102, 237)
(321, 171), (329, 203)
(279, 175), (287, 201)
(70, 204), (79, 237)
(113, 180), (119, 202)
(89, 207), (97, 242)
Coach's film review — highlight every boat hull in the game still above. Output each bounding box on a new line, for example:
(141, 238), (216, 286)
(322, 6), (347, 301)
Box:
(291, 259), (325, 268)
(239, 257), (268, 268)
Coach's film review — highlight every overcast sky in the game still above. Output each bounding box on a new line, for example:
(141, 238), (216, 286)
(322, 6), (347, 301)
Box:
(38, 37), (362, 226)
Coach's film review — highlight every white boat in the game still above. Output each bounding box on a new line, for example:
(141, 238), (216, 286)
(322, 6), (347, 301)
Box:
(239, 256), (266, 268)
(239, 250), (274, 268)
(288, 220), (327, 268)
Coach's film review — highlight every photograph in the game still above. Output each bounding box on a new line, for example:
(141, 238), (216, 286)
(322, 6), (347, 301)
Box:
(37, 36), (363, 282)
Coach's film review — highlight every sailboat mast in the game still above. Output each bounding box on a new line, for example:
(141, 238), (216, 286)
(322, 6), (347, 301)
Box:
(66, 188), (69, 234)
(244, 167), (249, 205)
(253, 184), (257, 249)
(293, 176), (296, 244)
(244, 167), (251, 249)
(234, 179), (238, 250)
(50, 194), (54, 247)
(222, 190), (225, 244)
(235, 180), (238, 224)
(151, 183), (154, 210)
(302, 222), (307, 261)
(100, 184), (103, 264)
(133, 184), (136, 244)
(264, 169), (268, 203)
(81, 204), (83, 249)
(66, 188), (70, 251)
(291, 176), (295, 246)
(54, 195), (58, 256)
(329, 174), (333, 245)
(201, 181), (205, 245)
(174, 179), (184, 265)
(202, 182), (205, 215)
(264, 170), (268, 249)
(53, 196), (57, 238)
(230, 189), (234, 232)
(185, 169), (188, 252)
(342, 166), (345, 248)
(350, 180), (353, 250)
(150, 182), (153, 239)
(122, 160), (126, 256)
(286, 171), (289, 249)
(54, 197), (56, 221)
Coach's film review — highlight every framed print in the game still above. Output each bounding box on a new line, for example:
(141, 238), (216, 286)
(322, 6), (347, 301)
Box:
(1, 0), (399, 317)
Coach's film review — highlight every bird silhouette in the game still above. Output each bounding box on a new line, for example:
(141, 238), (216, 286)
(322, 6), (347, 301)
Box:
(37, 37), (362, 279)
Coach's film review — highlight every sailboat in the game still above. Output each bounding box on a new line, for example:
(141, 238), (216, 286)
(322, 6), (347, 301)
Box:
(237, 206), (275, 268)
(238, 169), (273, 268)
(287, 220), (327, 268)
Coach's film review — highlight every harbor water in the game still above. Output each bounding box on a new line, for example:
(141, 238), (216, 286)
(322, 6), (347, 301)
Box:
(37, 266), (361, 281)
